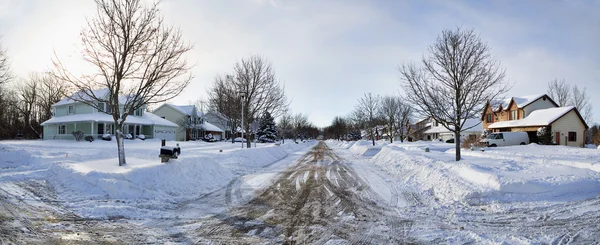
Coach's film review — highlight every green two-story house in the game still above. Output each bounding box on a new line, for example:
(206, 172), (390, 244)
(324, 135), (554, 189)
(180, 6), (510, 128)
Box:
(41, 89), (178, 141)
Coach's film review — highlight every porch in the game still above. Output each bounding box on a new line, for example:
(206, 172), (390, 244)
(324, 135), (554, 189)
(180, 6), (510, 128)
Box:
(43, 121), (154, 140)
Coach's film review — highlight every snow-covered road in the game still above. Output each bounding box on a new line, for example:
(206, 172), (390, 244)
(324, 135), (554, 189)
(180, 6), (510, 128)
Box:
(2, 139), (600, 244)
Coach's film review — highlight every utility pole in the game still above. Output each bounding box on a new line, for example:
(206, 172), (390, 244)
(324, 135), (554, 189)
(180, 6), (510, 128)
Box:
(239, 91), (246, 149)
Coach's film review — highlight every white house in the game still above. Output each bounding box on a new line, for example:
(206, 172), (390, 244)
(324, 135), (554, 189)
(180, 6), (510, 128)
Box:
(424, 118), (483, 142)
(152, 103), (225, 141)
(41, 89), (178, 140)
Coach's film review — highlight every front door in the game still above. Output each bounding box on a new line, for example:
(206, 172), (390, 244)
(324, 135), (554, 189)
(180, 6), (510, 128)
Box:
(555, 132), (560, 145)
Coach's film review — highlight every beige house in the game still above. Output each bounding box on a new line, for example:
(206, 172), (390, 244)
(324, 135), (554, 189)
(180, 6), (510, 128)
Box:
(487, 106), (588, 147)
(153, 103), (224, 141)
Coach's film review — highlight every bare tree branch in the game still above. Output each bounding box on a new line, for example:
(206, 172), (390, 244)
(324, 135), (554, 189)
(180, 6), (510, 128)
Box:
(52, 0), (192, 166)
(399, 27), (508, 161)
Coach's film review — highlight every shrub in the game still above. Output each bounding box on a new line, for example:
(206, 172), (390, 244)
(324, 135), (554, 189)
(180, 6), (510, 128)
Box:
(124, 134), (133, 140)
(461, 134), (484, 149)
(537, 126), (553, 145)
(72, 131), (84, 141)
(84, 136), (94, 142)
(102, 134), (112, 141)
(137, 134), (146, 140)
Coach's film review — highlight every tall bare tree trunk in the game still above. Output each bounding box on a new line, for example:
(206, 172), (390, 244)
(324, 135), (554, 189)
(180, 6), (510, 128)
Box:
(454, 131), (461, 161)
(116, 126), (126, 166)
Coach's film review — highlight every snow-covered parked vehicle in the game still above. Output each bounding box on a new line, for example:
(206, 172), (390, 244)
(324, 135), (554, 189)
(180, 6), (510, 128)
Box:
(480, 132), (529, 147)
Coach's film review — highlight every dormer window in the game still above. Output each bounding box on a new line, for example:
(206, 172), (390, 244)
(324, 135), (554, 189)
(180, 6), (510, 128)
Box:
(134, 108), (143, 116)
(52, 107), (56, 116)
(98, 102), (105, 112)
(68, 105), (75, 114)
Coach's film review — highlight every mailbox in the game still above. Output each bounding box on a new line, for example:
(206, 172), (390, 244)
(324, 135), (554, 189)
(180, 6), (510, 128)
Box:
(159, 144), (181, 163)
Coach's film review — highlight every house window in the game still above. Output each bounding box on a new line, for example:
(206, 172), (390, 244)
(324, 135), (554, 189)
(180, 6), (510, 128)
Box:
(568, 132), (577, 142)
(98, 102), (105, 112)
(106, 123), (113, 134)
(97, 123), (104, 135)
(58, 125), (66, 135)
(134, 108), (143, 116)
(510, 110), (517, 120)
(52, 107), (56, 116)
(68, 105), (75, 114)
(486, 114), (493, 123)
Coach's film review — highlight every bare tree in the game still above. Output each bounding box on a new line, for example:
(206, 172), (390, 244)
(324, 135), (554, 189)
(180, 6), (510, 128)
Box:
(0, 38), (11, 86)
(379, 96), (399, 143)
(233, 55), (289, 148)
(15, 75), (40, 138)
(572, 85), (593, 125)
(36, 72), (67, 123)
(329, 116), (348, 140)
(394, 98), (412, 142)
(399, 27), (508, 161)
(207, 74), (241, 143)
(546, 78), (593, 126)
(291, 113), (310, 141)
(355, 93), (381, 146)
(53, 0), (192, 166)
(277, 112), (293, 143)
(547, 78), (571, 107)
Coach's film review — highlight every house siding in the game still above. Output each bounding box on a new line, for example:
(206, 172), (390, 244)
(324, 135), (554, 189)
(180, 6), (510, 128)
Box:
(153, 105), (187, 141)
(523, 97), (556, 117)
(550, 110), (586, 147)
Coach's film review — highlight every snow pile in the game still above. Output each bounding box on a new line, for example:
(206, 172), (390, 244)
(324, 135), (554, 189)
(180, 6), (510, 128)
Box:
(348, 140), (387, 156)
(0, 139), (315, 218)
(51, 156), (234, 199)
(333, 140), (600, 204)
(370, 146), (500, 204)
(0, 147), (32, 168)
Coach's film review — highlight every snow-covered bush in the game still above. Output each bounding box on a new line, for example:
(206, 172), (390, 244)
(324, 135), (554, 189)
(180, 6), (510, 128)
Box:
(124, 134), (133, 140)
(72, 131), (84, 141)
(481, 129), (492, 139)
(101, 134), (112, 141)
(137, 134), (145, 140)
(84, 136), (94, 142)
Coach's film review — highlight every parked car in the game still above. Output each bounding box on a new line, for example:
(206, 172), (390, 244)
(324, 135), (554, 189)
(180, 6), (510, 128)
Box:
(234, 137), (247, 142)
(480, 132), (529, 147)
(445, 138), (454, 143)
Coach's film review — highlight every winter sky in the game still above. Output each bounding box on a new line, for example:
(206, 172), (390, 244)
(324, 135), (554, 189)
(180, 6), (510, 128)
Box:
(0, 0), (598, 127)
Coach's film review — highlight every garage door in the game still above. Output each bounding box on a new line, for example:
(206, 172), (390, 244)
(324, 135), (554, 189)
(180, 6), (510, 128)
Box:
(213, 133), (221, 140)
(154, 127), (176, 141)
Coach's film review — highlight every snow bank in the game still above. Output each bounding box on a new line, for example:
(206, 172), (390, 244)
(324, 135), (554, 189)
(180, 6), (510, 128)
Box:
(49, 156), (235, 201)
(0, 147), (32, 168)
(332, 140), (600, 205)
(0, 140), (315, 218)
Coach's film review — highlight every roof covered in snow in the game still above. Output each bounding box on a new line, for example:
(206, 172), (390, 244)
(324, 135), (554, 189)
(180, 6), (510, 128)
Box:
(40, 111), (178, 127)
(196, 121), (224, 132)
(488, 106), (577, 129)
(491, 94), (548, 112)
(53, 88), (133, 107)
(424, 118), (483, 134)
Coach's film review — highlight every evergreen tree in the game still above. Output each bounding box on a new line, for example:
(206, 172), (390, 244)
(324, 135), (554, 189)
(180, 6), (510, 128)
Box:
(257, 111), (277, 142)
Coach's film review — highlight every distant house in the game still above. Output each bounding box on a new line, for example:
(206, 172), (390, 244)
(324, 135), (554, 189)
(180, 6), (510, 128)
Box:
(41, 89), (178, 140)
(424, 118), (483, 142)
(153, 104), (224, 141)
(482, 94), (588, 147)
(409, 117), (433, 141)
(203, 111), (234, 139)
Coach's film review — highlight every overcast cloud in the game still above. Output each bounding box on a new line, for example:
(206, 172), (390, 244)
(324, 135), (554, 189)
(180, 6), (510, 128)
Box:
(1, 0), (598, 127)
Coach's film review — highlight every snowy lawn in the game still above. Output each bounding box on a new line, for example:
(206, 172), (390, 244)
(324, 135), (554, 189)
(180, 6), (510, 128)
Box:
(329, 140), (600, 204)
(0, 139), (314, 218)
